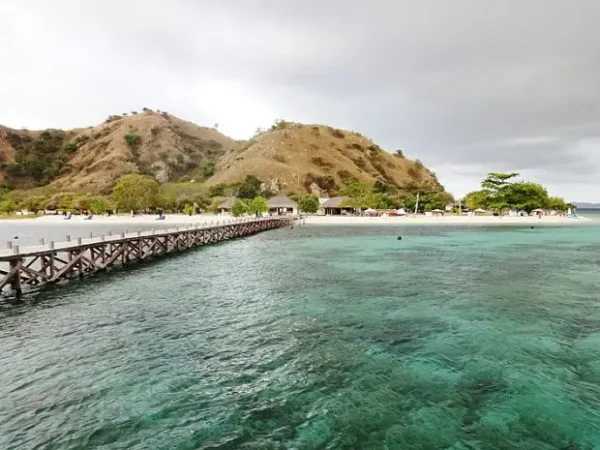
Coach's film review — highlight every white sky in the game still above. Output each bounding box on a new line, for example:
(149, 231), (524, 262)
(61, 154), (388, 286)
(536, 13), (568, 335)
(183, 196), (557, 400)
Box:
(2, 0), (600, 201)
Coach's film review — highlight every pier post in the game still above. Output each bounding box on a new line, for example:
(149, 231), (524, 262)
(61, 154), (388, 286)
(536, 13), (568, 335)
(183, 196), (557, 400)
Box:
(9, 256), (22, 299)
(0, 218), (288, 298)
(49, 242), (55, 279)
(7, 241), (12, 250)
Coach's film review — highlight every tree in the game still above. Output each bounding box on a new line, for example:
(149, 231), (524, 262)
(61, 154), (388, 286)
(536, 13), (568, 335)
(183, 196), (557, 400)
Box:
(231, 199), (248, 217)
(505, 182), (548, 213)
(478, 172), (520, 212)
(209, 183), (227, 197)
(248, 196), (268, 216)
(201, 163), (215, 178)
(45, 192), (76, 211)
(474, 172), (555, 213)
(463, 190), (491, 211)
(90, 197), (111, 215)
(155, 191), (177, 211)
(373, 180), (390, 194)
(394, 149), (404, 158)
(481, 172), (519, 190)
(73, 194), (92, 212)
(0, 199), (17, 214)
(260, 189), (275, 199)
(237, 175), (262, 199)
(21, 196), (45, 213)
(183, 204), (195, 216)
(270, 119), (290, 131)
(297, 195), (320, 213)
(374, 193), (401, 210)
(404, 191), (454, 212)
(113, 174), (159, 212)
(341, 181), (378, 209)
(547, 196), (567, 211)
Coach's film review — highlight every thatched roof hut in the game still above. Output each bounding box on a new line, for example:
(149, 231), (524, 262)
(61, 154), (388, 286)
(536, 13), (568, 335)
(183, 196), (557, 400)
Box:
(322, 197), (356, 215)
(321, 197), (348, 208)
(267, 196), (297, 209)
(218, 197), (236, 211)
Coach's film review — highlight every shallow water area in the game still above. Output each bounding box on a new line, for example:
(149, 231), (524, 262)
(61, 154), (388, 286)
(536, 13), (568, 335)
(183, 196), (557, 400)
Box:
(2, 223), (600, 449)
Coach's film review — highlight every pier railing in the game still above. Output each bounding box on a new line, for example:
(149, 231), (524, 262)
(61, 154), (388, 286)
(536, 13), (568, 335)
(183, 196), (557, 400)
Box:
(0, 217), (290, 299)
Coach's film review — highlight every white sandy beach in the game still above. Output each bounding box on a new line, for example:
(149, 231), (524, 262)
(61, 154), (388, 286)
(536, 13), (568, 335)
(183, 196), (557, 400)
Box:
(0, 214), (228, 226)
(0, 213), (593, 227)
(303, 214), (593, 226)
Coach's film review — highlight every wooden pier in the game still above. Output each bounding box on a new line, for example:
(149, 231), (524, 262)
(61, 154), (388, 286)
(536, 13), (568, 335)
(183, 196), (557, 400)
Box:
(0, 217), (290, 299)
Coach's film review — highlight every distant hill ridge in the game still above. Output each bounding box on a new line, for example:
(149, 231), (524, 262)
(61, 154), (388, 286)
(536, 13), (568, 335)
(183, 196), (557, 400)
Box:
(0, 113), (445, 196)
(574, 202), (600, 209)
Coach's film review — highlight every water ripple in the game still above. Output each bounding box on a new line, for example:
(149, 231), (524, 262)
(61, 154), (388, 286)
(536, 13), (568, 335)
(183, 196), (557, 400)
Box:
(2, 226), (600, 449)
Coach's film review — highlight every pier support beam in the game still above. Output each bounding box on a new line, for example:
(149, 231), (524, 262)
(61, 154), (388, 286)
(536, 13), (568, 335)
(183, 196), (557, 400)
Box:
(0, 218), (289, 298)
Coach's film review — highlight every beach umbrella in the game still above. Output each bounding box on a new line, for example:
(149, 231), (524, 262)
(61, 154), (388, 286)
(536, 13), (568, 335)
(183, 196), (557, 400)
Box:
(474, 208), (486, 213)
(531, 208), (544, 212)
(396, 208), (406, 215)
(431, 209), (444, 213)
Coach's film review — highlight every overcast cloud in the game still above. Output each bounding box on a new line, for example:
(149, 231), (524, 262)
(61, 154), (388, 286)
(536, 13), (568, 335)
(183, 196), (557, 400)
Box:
(2, 0), (600, 200)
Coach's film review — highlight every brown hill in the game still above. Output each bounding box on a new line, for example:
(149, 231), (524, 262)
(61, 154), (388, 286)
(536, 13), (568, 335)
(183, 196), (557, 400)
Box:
(0, 110), (234, 193)
(0, 116), (444, 198)
(208, 121), (443, 195)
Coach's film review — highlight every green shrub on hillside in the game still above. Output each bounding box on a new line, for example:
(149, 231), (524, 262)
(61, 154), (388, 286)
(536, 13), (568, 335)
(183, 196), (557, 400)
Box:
(270, 119), (290, 131)
(5, 130), (67, 183)
(327, 127), (345, 139)
(124, 133), (141, 149)
(209, 183), (227, 197)
(201, 163), (215, 178)
(63, 143), (78, 154)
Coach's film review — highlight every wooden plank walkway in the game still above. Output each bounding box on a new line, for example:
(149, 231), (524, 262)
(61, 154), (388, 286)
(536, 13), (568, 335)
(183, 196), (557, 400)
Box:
(0, 217), (291, 299)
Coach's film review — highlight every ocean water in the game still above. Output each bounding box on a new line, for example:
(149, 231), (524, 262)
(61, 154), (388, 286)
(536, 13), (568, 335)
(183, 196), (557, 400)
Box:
(2, 223), (600, 449)
(0, 221), (186, 249)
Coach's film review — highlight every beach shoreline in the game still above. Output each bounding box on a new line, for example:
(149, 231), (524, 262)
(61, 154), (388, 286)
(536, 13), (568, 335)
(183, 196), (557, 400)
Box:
(303, 214), (593, 226)
(0, 213), (593, 227)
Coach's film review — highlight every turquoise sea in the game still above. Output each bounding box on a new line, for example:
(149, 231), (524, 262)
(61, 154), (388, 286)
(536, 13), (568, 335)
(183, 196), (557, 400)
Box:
(2, 222), (600, 449)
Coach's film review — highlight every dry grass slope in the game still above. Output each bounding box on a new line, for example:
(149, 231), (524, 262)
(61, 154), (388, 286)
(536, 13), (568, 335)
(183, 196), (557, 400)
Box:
(0, 117), (444, 197)
(0, 111), (234, 193)
(209, 122), (442, 194)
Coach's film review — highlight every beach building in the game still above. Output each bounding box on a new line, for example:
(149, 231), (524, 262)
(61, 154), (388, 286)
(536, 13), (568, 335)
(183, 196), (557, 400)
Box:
(317, 198), (330, 215)
(218, 197), (236, 214)
(268, 196), (297, 215)
(322, 197), (357, 215)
